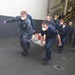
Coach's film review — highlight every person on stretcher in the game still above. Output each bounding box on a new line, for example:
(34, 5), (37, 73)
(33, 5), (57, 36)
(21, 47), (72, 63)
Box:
(31, 33), (61, 47)
(31, 33), (46, 46)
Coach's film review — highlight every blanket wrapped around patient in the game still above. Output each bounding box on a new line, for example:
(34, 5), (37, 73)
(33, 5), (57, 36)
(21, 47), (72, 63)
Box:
(31, 33), (46, 46)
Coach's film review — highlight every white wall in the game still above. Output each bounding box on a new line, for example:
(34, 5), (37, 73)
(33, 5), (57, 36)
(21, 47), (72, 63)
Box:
(50, 0), (61, 8)
(0, 0), (48, 20)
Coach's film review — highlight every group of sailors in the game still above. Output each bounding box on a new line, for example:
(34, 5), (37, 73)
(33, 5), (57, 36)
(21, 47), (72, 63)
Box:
(41, 14), (74, 65)
(4, 10), (74, 65)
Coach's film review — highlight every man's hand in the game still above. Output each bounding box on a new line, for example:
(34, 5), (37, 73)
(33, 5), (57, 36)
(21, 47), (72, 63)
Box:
(33, 30), (35, 33)
(40, 43), (43, 47)
(4, 20), (7, 24)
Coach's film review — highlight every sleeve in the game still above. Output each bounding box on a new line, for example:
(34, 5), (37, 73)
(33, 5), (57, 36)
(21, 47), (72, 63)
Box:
(27, 19), (33, 36)
(49, 25), (58, 35)
(27, 14), (35, 30)
(6, 16), (20, 23)
(41, 29), (46, 36)
(50, 19), (54, 26)
(59, 27), (69, 36)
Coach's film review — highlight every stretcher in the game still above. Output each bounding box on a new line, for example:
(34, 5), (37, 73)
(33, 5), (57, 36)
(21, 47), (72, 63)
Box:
(31, 33), (46, 46)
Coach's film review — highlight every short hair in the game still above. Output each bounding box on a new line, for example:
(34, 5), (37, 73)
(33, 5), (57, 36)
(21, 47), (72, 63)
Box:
(54, 14), (58, 16)
(64, 22), (67, 25)
(21, 11), (27, 15)
(46, 14), (50, 17)
(60, 19), (64, 22)
(53, 14), (58, 17)
(69, 21), (72, 23)
(42, 21), (48, 26)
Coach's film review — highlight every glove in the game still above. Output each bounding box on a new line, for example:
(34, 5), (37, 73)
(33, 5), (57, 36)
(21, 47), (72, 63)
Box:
(4, 20), (7, 24)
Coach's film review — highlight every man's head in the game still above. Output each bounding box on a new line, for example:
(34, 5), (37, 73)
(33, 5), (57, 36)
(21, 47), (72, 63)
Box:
(63, 22), (67, 25)
(69, 21), (73, 26)
(46, 15), (51, 21)
(60, 19), (64, 25)
(42, 21), (48, 31)
(20, 11), (27, 20)
(53, 14), (58, 20)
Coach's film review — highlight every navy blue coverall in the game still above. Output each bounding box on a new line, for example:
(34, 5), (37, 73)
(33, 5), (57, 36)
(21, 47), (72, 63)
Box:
(5, 16), (33, 52)
(50, 19), (60, 29)
(44, 20), (52, 25)
(58, 24), (70, 52)
(41, 24), (58, 61)
(68, 26), (74, 44)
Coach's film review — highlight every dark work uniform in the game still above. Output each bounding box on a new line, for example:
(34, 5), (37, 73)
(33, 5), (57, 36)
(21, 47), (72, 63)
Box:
(5, 16), (33, 56)
(50, 19), (60, 29)
(58, 24), (70, 52)
(44, 20), (52, 25)
(68, 26), (74, 44)
(41, 24), (58, 61)
(72, 29), (75, 47)
(50, 19), (61, 49)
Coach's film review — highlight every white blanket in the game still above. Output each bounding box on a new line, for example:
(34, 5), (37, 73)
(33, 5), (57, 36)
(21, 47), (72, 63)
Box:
(31, 33), (46, 46)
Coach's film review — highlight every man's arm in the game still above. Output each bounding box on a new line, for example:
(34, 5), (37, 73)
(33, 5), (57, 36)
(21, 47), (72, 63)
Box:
(40, 36), (45, 47)
(50, 25), (58, 35)
(27, 19), (33, 38)
(4, 16), (20, 23)
(49, 25), (62, 46)
(27, 14), (35, 31)
(40, 30), (45, 47)
(57, 34), (62, 46)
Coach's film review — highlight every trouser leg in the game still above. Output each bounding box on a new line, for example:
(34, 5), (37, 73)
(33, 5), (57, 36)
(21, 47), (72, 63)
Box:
(72, 39), (75, 47)
(20, 33), (31, 56)
(59, 36), (68, 53)
(20, 40), (29, 56)
(44, 38), (56, 61)
(69, 36), (72, 44)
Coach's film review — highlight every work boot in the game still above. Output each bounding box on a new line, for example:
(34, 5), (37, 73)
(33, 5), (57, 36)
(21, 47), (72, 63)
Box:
(22, 50), (28, 57)
(58, 45), (63, 53)
(43, 60), (48, 65)
(43, 56), (51, 61)
(58, 50), (62, 53)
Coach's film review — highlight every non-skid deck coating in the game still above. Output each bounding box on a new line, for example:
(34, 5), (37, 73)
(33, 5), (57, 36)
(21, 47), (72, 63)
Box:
(0, 16), (75, 75)
(0, 36), (75, 75)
